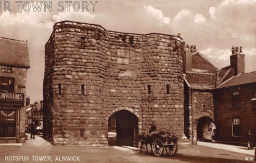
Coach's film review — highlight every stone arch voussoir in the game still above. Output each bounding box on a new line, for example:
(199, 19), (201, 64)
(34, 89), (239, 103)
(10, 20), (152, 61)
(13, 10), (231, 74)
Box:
(106, 107), (142, 134)
(106, 107), (140, 120)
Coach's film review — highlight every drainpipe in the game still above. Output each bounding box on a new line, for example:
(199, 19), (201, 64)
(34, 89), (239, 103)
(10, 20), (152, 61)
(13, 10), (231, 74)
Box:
(191, 89), (194, 145)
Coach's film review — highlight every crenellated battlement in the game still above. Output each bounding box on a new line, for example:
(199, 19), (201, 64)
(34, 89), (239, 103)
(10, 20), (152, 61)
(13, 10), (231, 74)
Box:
(53, 21), (183, 41)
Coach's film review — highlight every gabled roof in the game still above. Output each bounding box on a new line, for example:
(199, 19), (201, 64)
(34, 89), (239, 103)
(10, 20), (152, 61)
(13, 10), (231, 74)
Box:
(217, 71), (256, 88)
(217, 66), (234, 85)
(184, 51), (217, 90)
(184, 71), (216, 90)
(0, 37), (30, 68)
(192, 52), (217, 72)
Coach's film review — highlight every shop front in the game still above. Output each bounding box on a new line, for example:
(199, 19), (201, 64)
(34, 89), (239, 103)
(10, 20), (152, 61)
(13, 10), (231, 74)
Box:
(0, 91), (24, 143)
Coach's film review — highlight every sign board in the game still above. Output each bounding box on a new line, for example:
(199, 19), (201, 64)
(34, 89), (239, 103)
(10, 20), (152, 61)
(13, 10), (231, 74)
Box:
(18, 85), (26, 89)
(0, 91), (24, 101)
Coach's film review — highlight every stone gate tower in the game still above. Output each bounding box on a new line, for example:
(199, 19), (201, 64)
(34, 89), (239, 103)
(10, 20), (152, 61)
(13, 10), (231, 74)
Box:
(43, 21), (185, 146)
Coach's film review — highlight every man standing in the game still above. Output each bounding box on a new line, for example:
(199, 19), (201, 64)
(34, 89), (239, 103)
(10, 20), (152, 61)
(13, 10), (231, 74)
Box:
(30, 122), (35, 139)
(149, 123), (156, 133)
(247, 130), (252, 150)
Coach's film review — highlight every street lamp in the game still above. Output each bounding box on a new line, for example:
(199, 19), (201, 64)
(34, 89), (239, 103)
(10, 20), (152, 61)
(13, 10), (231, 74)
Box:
(251, 91), (256, 109)
(251, 97), (256, 109)
(32, 102), (38, 124)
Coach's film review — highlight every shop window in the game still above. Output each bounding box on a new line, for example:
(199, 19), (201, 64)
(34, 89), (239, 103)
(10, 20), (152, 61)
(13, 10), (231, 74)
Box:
(0, 77), (14, 92)
(232, 117), (240, 136)
(1, 65), (12, 73)
(232, 88), (240, 108)
(0, 110), (16, 137)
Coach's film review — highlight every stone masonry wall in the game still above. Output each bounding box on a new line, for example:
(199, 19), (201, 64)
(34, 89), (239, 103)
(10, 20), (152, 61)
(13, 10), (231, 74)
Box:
(44, 21), (185, 146)
(190, 90), (214, 142)
(43, 31), (55, 142)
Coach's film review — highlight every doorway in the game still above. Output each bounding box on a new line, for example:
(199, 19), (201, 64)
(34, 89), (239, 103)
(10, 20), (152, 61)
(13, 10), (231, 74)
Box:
(108, 110), (138, 147)
(197, 116), (214, 141)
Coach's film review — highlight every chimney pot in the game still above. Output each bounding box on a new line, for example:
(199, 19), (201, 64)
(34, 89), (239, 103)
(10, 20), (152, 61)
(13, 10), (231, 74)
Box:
(178, 33), (181, 37)
(232, 46), (235, 55)
(240, 46), (243, 53)
(230, 46), (245, 75)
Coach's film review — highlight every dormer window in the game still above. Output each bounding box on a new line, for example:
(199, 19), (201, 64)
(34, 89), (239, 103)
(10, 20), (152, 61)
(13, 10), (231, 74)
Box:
(1, 65), (12, 73)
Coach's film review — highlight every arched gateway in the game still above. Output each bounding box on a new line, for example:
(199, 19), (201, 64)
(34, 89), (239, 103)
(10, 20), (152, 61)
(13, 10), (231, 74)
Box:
(197, 116), (215, 141)
(108, 110), (138, 147)
(43, 21), (185, 146)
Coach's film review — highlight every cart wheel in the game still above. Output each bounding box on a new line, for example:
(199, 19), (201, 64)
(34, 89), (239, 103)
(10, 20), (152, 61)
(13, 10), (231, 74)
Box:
(165, 142), (178, 156)
(140, 142), (148, 154)
(152, 139), (164, 156)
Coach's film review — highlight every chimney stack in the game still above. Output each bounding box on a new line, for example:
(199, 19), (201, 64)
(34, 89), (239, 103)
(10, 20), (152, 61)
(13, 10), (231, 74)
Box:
(183, 44), (192, 72)
(230, 46), (245, 75)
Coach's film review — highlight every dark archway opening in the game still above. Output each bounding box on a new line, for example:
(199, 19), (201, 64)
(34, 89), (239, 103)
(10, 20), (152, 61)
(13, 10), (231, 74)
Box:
(108, 110), (138, 147)
(197, 117), (215, 141)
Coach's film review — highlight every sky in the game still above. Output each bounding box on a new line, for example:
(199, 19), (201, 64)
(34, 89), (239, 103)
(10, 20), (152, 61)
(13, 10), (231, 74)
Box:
(0, 0), (256, 103)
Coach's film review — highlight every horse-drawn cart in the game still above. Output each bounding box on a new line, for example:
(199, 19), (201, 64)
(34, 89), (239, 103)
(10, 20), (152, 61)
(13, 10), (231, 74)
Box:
(138, 129), (178, 157)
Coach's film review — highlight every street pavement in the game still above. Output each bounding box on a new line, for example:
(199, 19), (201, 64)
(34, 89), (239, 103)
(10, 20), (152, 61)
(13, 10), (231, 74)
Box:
(197, 141), (255, 156)
(0, 134), (254, 163)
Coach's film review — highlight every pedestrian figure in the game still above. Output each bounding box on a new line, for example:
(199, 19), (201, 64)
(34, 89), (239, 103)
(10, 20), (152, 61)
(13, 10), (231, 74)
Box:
(30, 122), (35, 139)
(247, 130), (252, 149)
(149, 123), (156, 133)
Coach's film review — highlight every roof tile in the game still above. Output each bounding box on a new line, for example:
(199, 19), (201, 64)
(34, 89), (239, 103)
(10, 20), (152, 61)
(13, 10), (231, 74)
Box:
(217, 71), (256, 88)
(0, 37), (30, 68)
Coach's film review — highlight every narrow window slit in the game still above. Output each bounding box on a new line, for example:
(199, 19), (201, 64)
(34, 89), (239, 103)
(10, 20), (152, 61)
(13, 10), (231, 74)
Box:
(81, 85), (85, 95)
(58, 84), (61, 95)
(167, 84), (170, 94)
(148, 85), (151, 94)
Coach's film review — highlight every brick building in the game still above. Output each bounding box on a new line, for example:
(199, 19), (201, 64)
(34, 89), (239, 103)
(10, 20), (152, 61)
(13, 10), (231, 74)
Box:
(184, 46), (256, 144)
(214, 47), (256, 146)
(43, 21), (185, 146)
(183, 47), (217, 144)
(26, 101), (43, 133)
(184, 45), (256, 146)
(0, 37), (30, 143)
